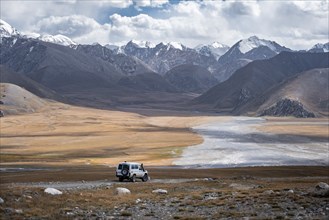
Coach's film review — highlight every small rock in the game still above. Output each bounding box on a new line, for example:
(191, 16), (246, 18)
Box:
(136, 198), (142, 204)
(44, 188), (62, 195)
(288, 189), (294, 194)
(116, 187), (131, 196)
(0, 197), (4, 204)
(15, 209), (23, 214)
(152, 189), (168, 194)
(229, 183), (256, 190)
(263, 190), (274, 195)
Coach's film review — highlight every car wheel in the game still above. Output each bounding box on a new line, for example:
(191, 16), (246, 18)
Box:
(121, 169), (129, 177)
(131, 174), (136, 182)
(119, 177), (124, 182)
(142, 174), (148, 182)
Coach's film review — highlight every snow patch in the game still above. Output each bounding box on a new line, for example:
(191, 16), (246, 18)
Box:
(0, 19), (20, 37)
(130, 40), (156, 48)
(38, 34), (76, 46)
(167, 41), (183, 50)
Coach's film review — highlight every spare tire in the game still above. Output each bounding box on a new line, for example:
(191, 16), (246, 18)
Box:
(121, 169), (129, 176)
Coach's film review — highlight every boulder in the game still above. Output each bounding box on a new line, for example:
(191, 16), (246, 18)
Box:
(44, 188), (62, 195)
(116, 187), (131, 196)
(152, 189), (168, 194)
(311, 182), (329, 197)
(0, 197), (4, 204)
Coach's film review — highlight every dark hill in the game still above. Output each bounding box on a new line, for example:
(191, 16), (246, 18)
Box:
(0, 65), (65, 102)
(118, 72), (177, 92)
(164, 64), (218, 93)
(0, 37), (122, 91)
(194, 52), (329, 115)
(257, 68), (329, 117)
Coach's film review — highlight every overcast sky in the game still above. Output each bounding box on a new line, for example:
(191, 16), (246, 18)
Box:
(1, 0), (328, 50)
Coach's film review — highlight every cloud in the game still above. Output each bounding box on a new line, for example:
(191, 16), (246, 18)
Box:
(134, 0), (169, 8)
(1, 0), (328, 49)
(35, 15), (101, 37)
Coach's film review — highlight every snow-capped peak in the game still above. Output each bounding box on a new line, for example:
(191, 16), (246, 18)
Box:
(130, 40), (156, 48)
(195, 42), (229, 59)
(211, 42), (228, 49)
(0, 19), (20, 37)
(311, 42), (329, 52)
(37, 34), (77, 46)
(167, 42), (183, 50)
(238, 36), (277, 54)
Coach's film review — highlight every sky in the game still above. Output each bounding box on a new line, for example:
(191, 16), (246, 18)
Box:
(1, 0), (328, 50)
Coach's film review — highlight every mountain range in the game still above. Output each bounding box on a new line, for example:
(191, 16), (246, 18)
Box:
(1, 19), (328, 118)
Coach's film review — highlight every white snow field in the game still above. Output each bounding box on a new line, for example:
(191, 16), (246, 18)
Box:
(174, 117), (328, 168)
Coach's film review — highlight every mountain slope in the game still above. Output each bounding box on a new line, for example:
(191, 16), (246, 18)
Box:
(0, 83), (47, 115)
(308, 42), (329, 53)
(257, 68), (329, 117)
(0, 65), (65, 102)
(74, 43), (153, 76)
(0, 37), (123, 90)
(164, 64), (218, 93)
(122, 41), (217, 75)
(194, 52), (329, 115)
(118, 72), (177, 92)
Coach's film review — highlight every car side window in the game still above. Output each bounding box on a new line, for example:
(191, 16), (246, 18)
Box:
(118, 164), (122, 169)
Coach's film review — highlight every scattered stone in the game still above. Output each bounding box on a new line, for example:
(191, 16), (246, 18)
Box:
(116, 187), (131, 196)
(288, 189), (294, 194)
(15, 209), (23, 214)
(203, 192), (220, 200)
(136, 198), (142, 204)
(0, 197), (4, 204)
(260, 98), (315, 118)
(152, 189), (168, 194)
(44, 188), (63, 195)
(311, 182), (329, 197)
(229, 183), (258, 190)
(263, 190), (274, 195)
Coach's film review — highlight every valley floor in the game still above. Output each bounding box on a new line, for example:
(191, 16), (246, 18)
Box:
(0, 101), (328, 219)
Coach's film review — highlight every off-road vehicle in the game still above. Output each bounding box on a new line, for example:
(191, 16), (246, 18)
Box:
(116, 162), (149, 182)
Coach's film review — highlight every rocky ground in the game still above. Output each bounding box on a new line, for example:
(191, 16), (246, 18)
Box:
(1, 175), (328, 219)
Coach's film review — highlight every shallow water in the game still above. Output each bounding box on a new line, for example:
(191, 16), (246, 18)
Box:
(174, 117), (329, 168)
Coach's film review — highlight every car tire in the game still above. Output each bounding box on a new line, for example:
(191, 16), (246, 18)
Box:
(119, 177), (124, 182)
(131, 174), (136, 182)
(142, 174), (148, 182)
(121, 169), (129, 177)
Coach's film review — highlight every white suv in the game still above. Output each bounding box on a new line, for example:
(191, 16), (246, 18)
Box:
(116, 162), (149, 182)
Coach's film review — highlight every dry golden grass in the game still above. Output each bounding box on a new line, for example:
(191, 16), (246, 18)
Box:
(0, 102), (222, 166)
(258, 117), (329, 139)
